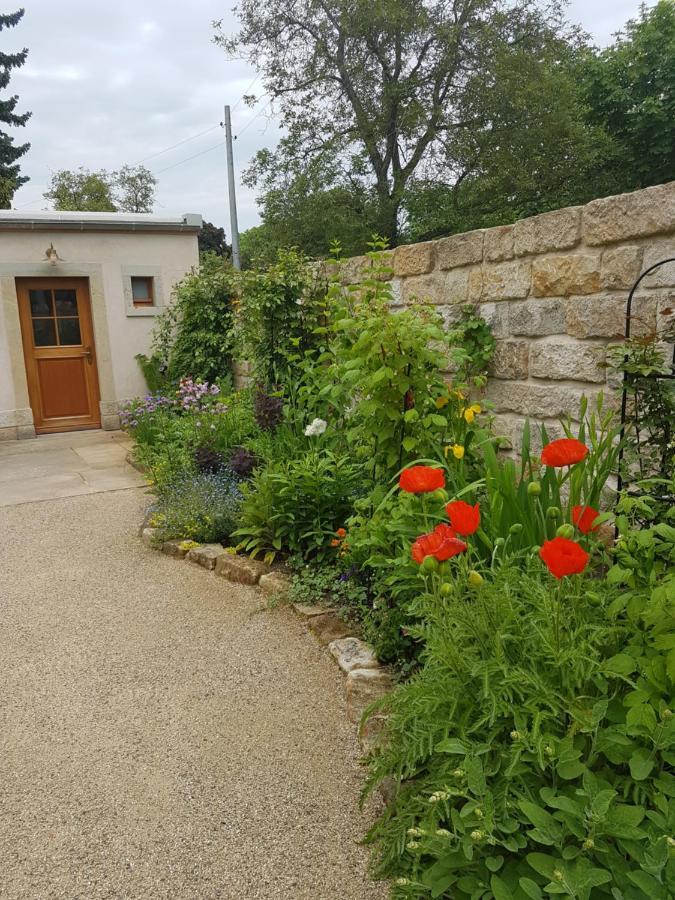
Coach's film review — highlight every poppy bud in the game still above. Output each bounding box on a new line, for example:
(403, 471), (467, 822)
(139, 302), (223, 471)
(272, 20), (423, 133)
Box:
(433, 488), (449, 503)
(546, 506), (561, 519)
(494, 537), (505, 548)
(509, 523), (523, 534)
(556, 524), (575, 539)
(439, 582), (452, 597)
(468, 571), (484, 587)
(527, 481), (542, 496)
(437, 560), (450, 576)
(422, 556), (438, 573)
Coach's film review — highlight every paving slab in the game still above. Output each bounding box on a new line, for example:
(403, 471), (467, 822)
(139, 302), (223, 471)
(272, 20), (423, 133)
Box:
(0, 430), (143, 506)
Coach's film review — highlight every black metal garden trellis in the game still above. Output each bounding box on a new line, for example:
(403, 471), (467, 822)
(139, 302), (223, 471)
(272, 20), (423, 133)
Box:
(615, 257), (675, 498)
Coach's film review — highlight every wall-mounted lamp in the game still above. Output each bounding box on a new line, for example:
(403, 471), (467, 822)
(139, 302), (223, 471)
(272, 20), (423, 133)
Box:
(44, 243), (62, 265)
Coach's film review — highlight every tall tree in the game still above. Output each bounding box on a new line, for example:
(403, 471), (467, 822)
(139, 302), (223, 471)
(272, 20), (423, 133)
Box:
(215, 0), (580, 246)
(44, 165), (157, 212)
(242, 151), (382, 262)
(198, 220), (230, 256)
(579, 0), (675, 194)
(0, 8), (30, 208)
(113, 164), (157, 213)
(44, 168), (116, 212)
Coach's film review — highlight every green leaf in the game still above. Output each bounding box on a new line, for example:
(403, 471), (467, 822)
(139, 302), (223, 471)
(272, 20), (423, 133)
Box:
(464, 757), (486, 794)
(629, 748), (654, 781)
(519, 801), (559, 831)
(627, 869), (666, 898)
(526, 853), (559, 880)
(490, 874), (514, 900)
(436, 738), (468, 755)
(519, 876), (543, 899)
(485, 856), (504, 872)
(604, 653), (637, 675)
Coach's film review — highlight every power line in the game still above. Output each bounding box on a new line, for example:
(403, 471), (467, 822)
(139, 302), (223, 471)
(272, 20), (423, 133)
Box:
(153, 140), (226, 175)
(234, 96), (272, 139)
(131, 123), (221, 167)
(230, 73), (261, 112)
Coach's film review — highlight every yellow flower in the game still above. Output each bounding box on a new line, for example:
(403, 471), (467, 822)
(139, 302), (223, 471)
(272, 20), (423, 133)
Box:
(452, 444), (465, 460)
(435, 395), (449, 409)
(463, 403), (482, 424)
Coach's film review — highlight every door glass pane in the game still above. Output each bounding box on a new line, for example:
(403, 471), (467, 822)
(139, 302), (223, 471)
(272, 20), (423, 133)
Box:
(57, 318), (82, 346)
(54, 289), (78, 317)
(32, 318), (57, 346)
(29, 290), (53, 317)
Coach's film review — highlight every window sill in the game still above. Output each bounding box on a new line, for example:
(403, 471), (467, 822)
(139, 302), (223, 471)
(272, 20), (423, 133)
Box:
(125, 306), (163, 318)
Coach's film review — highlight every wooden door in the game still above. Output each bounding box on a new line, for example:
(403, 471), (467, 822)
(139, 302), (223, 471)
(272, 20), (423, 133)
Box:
(17, 278), (101, 434)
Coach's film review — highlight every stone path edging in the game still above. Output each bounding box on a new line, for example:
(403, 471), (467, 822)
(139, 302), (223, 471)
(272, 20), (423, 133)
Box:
(139, 524), (392, 754)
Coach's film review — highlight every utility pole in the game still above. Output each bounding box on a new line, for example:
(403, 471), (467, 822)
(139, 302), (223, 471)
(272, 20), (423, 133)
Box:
(223, 104), (241, 270)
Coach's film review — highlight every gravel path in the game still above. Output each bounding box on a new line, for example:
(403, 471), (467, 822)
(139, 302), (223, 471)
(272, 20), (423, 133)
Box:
(0, 488), (388, 899)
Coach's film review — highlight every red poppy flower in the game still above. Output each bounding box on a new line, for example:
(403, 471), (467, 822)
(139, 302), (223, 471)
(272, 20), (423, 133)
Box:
(445, 500), (481, 536)
(336, 527), (347, 538)
(399, 466), (446, 494)
(411, 524), (467, 564)
(539, 536), (589, 579)
(541, 438), (589, 467)
(572, 505), (600, 535)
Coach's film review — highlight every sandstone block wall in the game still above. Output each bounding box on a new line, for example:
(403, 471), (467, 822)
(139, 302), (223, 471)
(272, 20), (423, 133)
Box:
(341, 182), (675, 451)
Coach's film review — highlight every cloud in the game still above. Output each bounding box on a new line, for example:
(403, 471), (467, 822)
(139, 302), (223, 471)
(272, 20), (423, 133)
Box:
(8, 0), (650, 234)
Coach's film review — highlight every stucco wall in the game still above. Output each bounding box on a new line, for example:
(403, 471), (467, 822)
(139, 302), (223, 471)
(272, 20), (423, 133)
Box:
(340, 182), (675, 450)
(0, 229), (199, 439)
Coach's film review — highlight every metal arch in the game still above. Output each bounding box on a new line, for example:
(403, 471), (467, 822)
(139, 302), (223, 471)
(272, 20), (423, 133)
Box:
(616, 257), (675, 498)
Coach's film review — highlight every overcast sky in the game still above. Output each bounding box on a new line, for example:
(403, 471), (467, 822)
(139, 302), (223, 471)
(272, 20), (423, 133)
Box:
(9, 0), (649, 232)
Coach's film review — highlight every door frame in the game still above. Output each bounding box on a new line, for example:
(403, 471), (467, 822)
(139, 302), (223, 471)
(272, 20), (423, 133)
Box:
(16, 277), (102, 434)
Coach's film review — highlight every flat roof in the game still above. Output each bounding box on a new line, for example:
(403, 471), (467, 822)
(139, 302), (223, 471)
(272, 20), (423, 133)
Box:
(0, 210), (203, 233)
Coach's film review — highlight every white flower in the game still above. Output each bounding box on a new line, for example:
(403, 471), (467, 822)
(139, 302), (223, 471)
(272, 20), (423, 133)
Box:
(304, 417), (327, 437)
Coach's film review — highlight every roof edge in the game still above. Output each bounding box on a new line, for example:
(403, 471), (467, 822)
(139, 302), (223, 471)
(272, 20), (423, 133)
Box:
(0, 212), (203, 234)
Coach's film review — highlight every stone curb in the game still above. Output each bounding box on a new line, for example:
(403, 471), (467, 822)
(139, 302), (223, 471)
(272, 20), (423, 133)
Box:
(138, 516), (393, 766)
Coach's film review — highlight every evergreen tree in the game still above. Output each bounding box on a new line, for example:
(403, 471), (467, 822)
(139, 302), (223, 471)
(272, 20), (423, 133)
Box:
(0, 8), (30, 208)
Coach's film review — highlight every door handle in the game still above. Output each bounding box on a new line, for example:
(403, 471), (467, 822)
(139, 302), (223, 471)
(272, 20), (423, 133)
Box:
(81, 346), (93, 364)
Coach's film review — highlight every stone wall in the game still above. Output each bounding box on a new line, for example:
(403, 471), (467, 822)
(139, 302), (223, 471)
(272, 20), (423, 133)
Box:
(340, 182), (675, 450)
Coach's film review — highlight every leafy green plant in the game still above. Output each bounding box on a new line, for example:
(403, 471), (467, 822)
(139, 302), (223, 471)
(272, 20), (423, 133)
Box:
(364, 542), (674, 899)
(234, 247), (326, 387)
(479, 395), (620, 554)
(606, 329), (675, 520)
(447, 305), (496, 386)
(234, 448), (365, 563)
(149, 252), (236, 383)
(313, 239), (471, 482)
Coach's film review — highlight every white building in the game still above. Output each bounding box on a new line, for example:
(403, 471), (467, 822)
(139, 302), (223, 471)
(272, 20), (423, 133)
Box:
(0, 210), (201, 439)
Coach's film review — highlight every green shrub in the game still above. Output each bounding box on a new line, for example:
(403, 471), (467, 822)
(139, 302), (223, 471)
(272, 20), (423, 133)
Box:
(363, 515), (674, 899)
(149, 252), (236, 383)
(235, 448), (365, 562)
(235, 247), (326, 387)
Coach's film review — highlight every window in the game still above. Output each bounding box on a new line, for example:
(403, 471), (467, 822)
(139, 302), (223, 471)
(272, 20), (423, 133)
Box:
(131, 276), (154, 306)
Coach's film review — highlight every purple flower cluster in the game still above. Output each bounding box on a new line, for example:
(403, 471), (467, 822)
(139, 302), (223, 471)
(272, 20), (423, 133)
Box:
(119, 393), (173, 429)
(120, 379), (228, 431)
(176, 378), (222, 412)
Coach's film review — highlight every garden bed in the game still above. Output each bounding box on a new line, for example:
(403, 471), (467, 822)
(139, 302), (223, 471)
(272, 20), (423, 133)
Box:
(122, 246), (674, 899)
